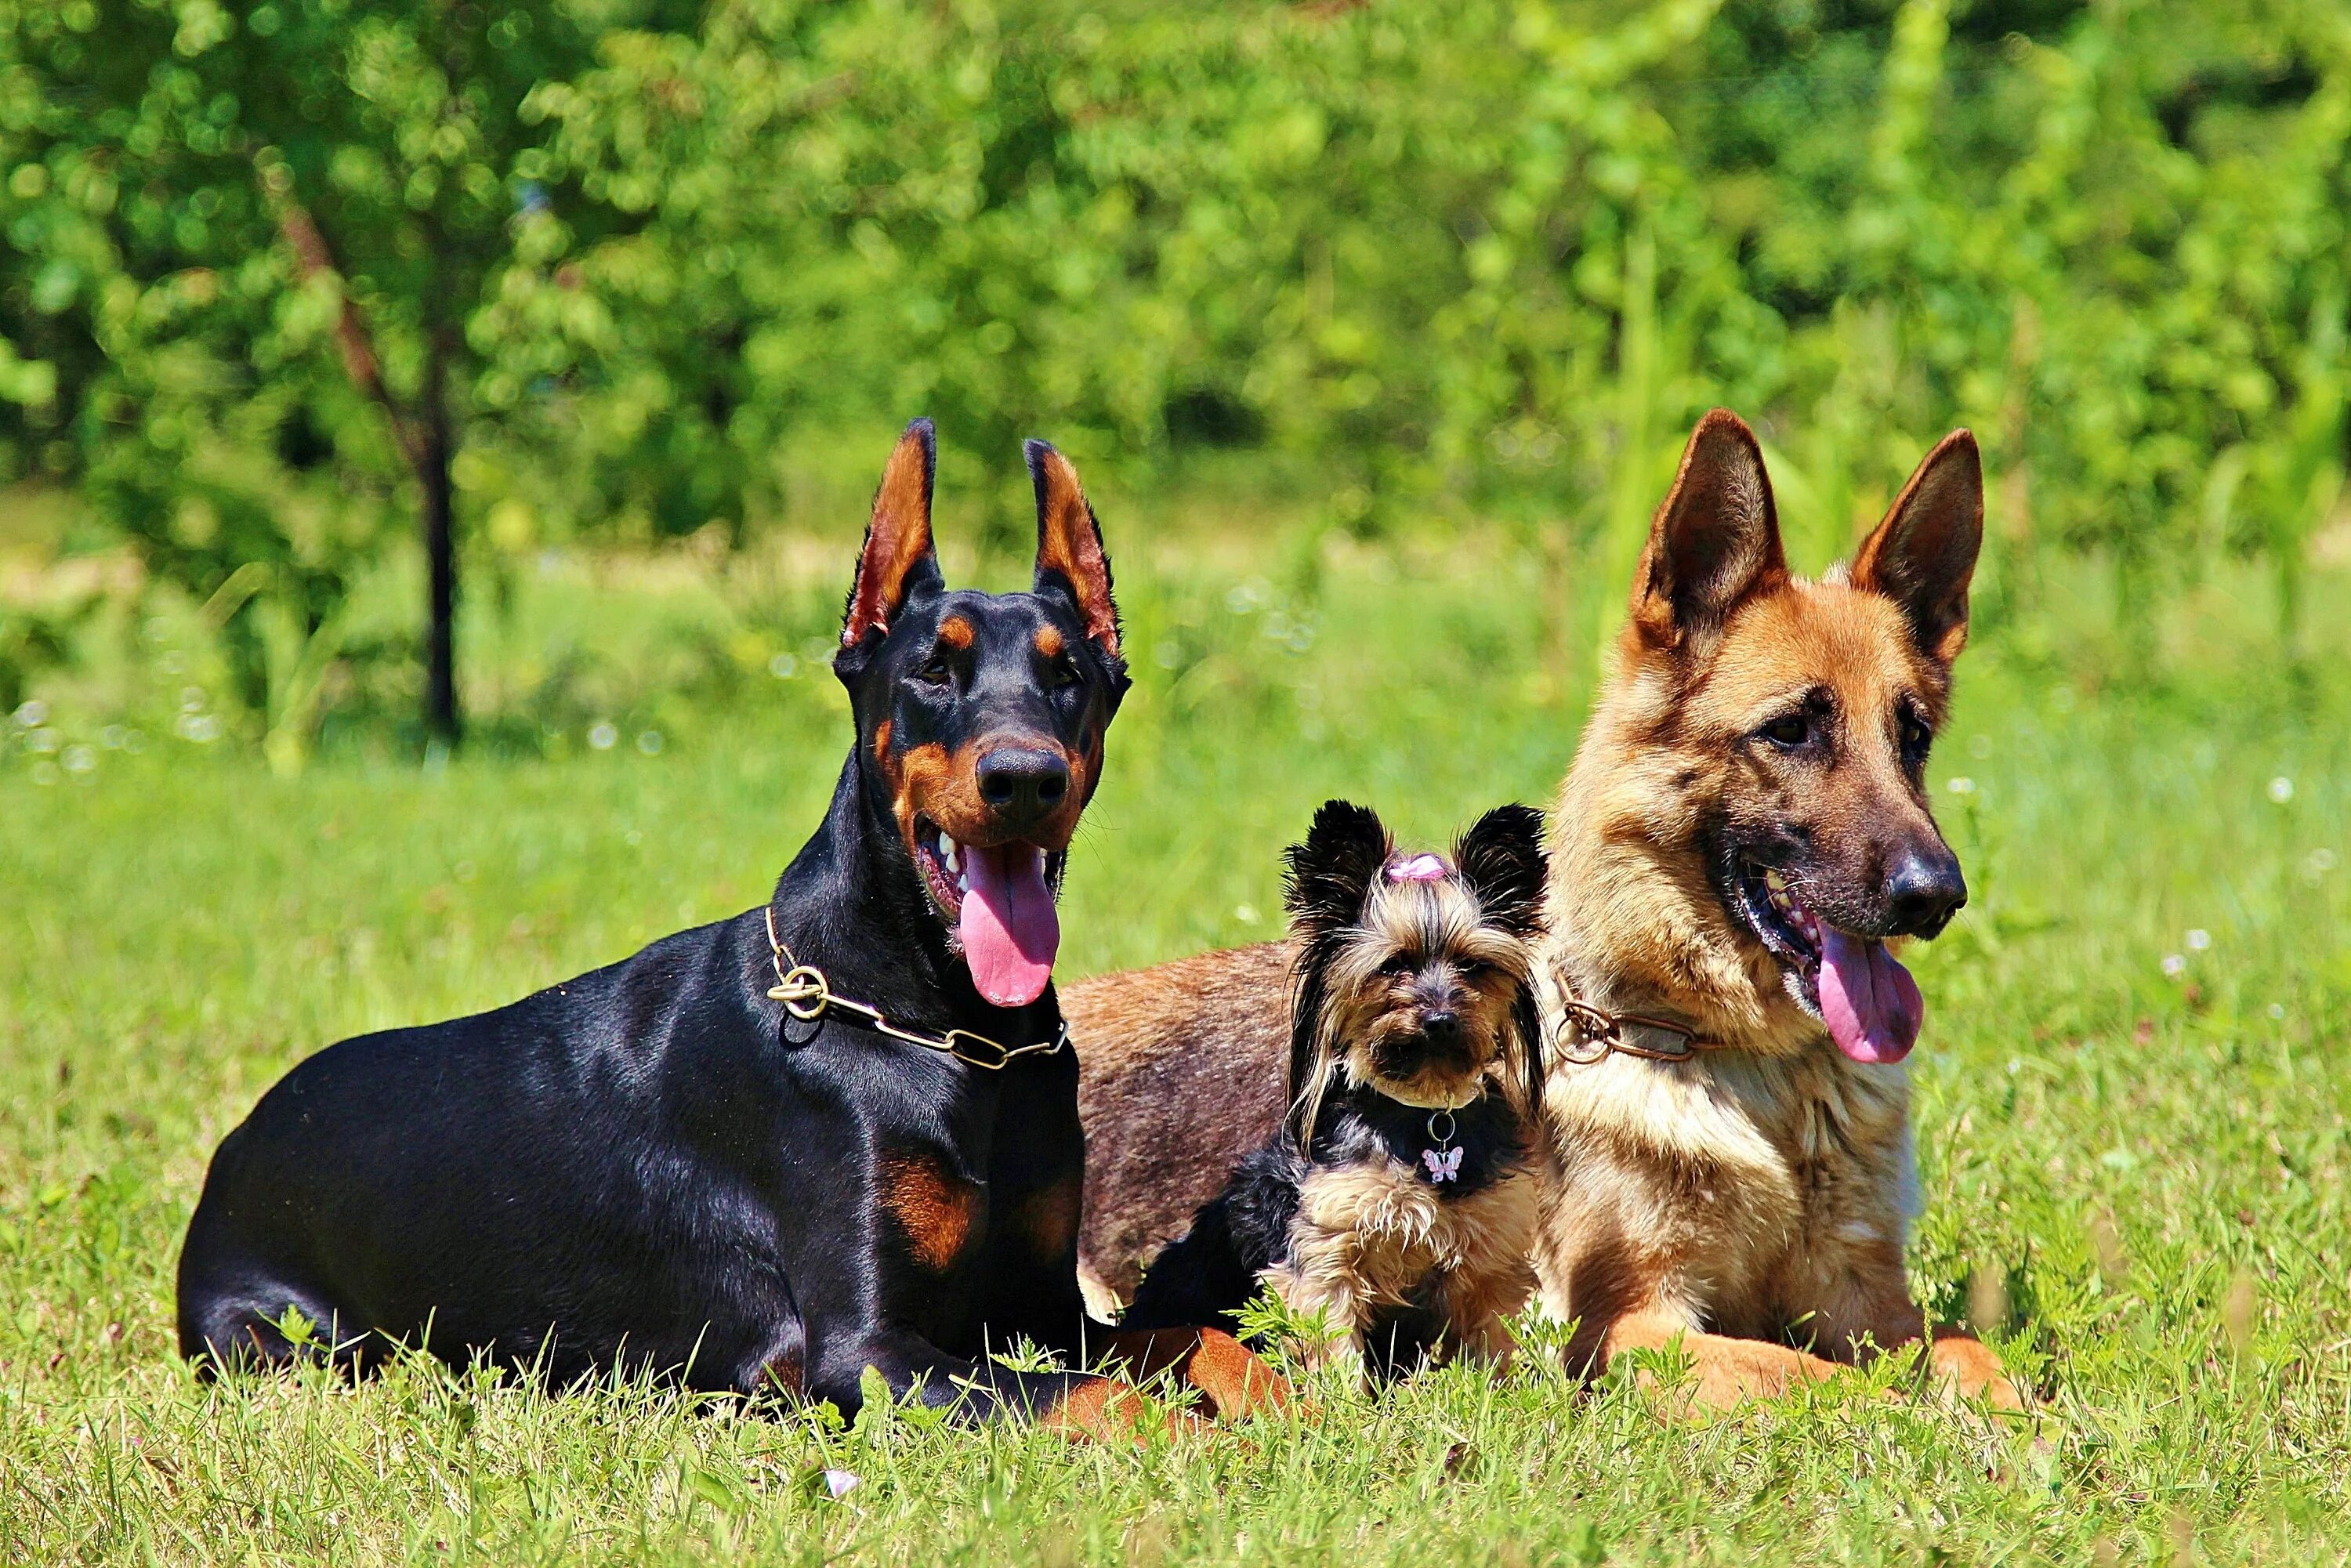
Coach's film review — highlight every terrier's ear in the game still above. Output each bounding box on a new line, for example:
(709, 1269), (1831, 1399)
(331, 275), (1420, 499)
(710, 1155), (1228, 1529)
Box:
(1628, 409), (1787, 650)
(1454, 803), (1548, 940)
(841, 418), (942, 652)
(1850, 429), (1983, 666)
(1512, 983), (1546, 1121)
(1026, 440), (1121, 659)
(1283, 800), (1391, 936)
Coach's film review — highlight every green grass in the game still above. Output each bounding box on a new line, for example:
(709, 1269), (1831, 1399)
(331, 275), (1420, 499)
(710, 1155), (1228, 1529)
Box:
(4, 517), (2350, 1564)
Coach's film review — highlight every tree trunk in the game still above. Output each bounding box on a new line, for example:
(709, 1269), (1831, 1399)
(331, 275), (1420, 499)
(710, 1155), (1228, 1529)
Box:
(263, 162), (462, 748)
(420, 332), (459, 745)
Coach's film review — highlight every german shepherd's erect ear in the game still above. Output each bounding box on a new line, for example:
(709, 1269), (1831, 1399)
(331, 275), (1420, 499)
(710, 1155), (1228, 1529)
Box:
(1850, 430), (1984, 667)
(1027, 440), (1124, 663)
(1628, 409), (1788, 652)
(840, 418), (943, 657)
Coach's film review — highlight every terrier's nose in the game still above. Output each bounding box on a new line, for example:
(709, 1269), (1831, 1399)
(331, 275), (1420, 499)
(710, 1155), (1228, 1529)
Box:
(1419, 1010), (1462, 1051)
(1884, 845), (1966, 936)
(975, 747), (1069, 820)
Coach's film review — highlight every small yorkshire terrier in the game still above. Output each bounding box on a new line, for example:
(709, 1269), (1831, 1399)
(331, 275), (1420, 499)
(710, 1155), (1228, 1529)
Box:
(1121, 799), (1549, 1379)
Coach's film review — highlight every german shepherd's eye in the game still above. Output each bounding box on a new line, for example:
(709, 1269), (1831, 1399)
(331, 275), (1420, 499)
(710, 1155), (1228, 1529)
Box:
(1900, 712), (1933, 756)
(1759, 713), (1811, 749)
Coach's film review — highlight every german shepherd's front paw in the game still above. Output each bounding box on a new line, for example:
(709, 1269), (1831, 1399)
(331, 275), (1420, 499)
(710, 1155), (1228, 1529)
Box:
(1926, 1333), (2026, 1413)
(1038, 1376), (1205, 1443)
(1099, 1326), (1295, 1421)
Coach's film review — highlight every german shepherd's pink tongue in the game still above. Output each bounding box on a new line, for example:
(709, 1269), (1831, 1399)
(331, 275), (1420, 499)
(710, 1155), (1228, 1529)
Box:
(1818, 925), (1925, 1064)
(958, 843), (1058, 1008)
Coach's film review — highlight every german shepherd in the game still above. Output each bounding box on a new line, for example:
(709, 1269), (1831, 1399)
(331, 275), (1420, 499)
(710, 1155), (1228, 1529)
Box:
(1069, 410), (2022, 1410)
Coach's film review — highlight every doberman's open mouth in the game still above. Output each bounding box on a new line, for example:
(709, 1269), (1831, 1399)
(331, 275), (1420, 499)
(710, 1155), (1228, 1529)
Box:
(915, 817), (1063, 1009)
(1730, 858), (1923, 1065)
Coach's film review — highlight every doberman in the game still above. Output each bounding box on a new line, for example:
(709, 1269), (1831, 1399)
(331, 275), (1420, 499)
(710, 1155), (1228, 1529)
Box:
(178, 421), (1277, 1430)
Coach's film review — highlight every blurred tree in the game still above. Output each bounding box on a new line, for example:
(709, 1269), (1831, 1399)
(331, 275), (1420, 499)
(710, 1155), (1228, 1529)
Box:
(0, 0), (696, 758)
(5, 0), (2348, 753)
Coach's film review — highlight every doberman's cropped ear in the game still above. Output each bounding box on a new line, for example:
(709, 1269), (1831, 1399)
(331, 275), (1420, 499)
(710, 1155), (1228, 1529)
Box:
(1283, 800), (1390, 938)
(1629, 409), (1788, 650)
(1454, 803), (1548, 940)
(1026, 440), (1121, 660)
(1851, 429), (1983, 666)
(841, 418), (942, 652)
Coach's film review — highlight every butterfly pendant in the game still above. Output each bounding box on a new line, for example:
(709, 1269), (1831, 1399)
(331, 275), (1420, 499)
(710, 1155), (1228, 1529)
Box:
(1421, 1146), (1463, 1184)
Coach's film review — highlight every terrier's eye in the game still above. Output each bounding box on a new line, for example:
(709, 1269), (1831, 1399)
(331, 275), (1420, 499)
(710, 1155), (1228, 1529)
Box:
(1381, 953), (1417, 976)
(1759, 713), (1810, 749)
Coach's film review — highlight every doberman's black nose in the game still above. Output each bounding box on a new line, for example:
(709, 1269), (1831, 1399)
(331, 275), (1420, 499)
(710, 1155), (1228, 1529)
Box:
(976, 747), (1069, 820)
(1884, 844), (1967, 936)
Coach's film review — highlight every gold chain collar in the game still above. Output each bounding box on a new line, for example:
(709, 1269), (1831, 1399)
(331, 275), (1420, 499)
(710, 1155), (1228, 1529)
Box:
(763, 907), (1069, 1071)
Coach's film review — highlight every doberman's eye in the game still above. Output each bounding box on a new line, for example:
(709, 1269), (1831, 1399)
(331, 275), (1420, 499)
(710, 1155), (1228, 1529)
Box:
(1759, 713), (1811, 749)
(916, 654), (954, 687)
(1049, 654), (1081, 688)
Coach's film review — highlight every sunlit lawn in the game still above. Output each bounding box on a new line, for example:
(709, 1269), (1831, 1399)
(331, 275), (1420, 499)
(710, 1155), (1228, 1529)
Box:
(3, 515), (2349, 1564)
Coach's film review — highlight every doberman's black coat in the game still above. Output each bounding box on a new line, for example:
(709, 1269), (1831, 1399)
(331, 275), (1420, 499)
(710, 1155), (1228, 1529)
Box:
(177, 421), (1139, 1422)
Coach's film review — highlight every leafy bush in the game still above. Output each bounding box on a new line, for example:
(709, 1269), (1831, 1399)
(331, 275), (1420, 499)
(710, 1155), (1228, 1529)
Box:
(3, 0), (2346, 747)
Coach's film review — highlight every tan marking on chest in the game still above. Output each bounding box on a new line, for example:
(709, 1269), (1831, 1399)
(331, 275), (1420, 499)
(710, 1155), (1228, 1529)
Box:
(879, 1153), (980, 1272)
(1016, 1174), (1081, 1261)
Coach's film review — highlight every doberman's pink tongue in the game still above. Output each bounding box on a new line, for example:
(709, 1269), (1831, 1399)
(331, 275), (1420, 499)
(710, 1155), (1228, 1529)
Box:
(1818, 925), (1925, 1064)
(958, 843), (1059, 1008)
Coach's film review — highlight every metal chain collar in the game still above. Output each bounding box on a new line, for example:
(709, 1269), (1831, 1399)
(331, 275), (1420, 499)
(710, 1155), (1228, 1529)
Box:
(763, 907), (1069, 1071)
(1548, 958), (1715, 1065)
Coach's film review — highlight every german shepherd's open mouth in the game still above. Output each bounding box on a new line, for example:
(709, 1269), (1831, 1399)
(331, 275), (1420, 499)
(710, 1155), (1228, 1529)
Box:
(1722, 855), (1925, 1065)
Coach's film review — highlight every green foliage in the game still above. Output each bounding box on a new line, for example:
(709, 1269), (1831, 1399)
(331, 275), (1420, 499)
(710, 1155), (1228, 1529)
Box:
(0, 0), (696, 751)
(4, 0), (2349, 746)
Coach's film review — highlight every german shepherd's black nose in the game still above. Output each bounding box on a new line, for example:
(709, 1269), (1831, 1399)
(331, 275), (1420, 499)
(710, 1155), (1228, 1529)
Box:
(976, 747), (1069, 820)
(1885, 846), (1966, 936)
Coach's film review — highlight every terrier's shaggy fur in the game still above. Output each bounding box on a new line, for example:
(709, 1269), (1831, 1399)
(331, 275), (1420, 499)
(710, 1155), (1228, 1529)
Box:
(1118, 802), (1549, 1379)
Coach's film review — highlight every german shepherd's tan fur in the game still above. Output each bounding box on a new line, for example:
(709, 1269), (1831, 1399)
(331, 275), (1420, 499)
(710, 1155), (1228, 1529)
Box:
(1070, 410), (2021, 1410)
